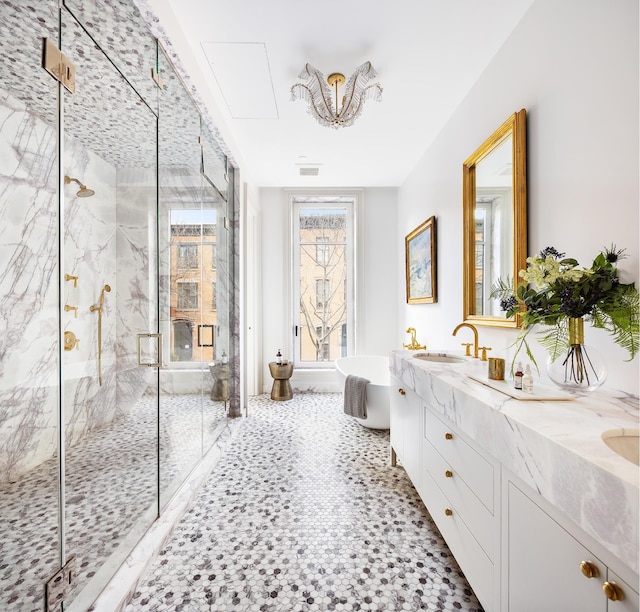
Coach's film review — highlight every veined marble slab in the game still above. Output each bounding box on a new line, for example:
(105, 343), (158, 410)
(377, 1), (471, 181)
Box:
(390, 349), (640, 576)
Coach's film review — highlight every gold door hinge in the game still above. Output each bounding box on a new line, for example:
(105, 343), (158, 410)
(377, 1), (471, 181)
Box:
(151, 67), (163, 89)
(42, 38), (76, 93)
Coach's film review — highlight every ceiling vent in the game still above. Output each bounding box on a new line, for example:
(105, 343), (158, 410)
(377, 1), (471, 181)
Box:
(299, 167), (320, 176)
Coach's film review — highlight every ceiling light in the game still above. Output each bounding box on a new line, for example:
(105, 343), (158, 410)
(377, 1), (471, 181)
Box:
(290, 61), (382, 129)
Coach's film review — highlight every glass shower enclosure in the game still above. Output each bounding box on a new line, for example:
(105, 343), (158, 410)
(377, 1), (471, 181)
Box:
(0, 1), (236, 609)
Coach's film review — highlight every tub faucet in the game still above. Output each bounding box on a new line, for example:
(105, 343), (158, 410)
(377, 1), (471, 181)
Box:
(403, 327), (426, 350)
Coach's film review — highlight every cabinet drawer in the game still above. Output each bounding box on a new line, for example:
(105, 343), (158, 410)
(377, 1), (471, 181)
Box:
(425, 408), (494, 511)
(422, 468), (495, 612)
(423, 438), (495, 559)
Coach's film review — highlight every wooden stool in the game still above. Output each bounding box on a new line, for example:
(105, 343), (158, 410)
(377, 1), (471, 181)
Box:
(268, 362), (294, 401)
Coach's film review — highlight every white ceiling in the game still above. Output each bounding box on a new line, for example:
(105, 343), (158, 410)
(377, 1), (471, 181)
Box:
(150, 0), (534, 188)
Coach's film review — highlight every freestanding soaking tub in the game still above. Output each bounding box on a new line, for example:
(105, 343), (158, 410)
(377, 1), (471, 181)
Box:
(335, 355), (390, 429)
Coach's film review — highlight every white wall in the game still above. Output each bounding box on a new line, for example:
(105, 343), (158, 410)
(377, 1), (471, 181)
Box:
(397, 0), (639, 395)
(259, 187), (398, 393)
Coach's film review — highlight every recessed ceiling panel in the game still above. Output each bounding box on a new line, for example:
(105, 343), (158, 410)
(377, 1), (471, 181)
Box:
(201, 42), (278, 120)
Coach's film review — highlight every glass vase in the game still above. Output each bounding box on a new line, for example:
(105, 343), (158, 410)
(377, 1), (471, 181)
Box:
(547, 318), (607, 392)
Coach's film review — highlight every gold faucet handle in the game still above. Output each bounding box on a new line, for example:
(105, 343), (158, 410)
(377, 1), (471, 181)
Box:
(460, 342), (472, 357)
(478, 346), (492, 361)
(64, 273), (78, 287)
(64, 304), (78, 318)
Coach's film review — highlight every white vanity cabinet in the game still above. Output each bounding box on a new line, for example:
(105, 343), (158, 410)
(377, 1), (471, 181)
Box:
(389, 350), (639, 612)
(389, 376), (422, 489)
(420, 403), (501, 612)
(505, 478), (639, 612)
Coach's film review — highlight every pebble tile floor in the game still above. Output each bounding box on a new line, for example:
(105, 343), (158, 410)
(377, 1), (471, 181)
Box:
(0, 394), (228, 612)
(124, 393), (484, 612)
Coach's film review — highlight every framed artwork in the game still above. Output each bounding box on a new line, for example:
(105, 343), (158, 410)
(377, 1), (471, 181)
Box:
(405, 216), (437, 304)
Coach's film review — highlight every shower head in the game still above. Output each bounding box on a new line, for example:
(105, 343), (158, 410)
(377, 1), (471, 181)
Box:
(104, 284), (111, 293)
(64, 175), (95, 198)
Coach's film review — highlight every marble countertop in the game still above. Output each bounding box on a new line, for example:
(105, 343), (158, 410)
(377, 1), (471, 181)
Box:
(390, 349), (639, 576)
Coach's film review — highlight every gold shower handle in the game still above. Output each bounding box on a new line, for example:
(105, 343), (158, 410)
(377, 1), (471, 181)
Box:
(64, 304), (78, 318)
(137, 333), (163, 368)
(65, 273), (78, 287)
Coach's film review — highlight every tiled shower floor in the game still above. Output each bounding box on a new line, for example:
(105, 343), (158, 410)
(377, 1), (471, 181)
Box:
(0, 394), (228, 612)
(124, 393), (484, 612)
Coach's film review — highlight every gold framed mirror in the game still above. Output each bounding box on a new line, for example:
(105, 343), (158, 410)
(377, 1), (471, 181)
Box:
(462, 109), (527, 328)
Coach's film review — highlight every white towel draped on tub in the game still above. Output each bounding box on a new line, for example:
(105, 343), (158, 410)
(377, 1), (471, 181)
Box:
(343, 374), (369, 419)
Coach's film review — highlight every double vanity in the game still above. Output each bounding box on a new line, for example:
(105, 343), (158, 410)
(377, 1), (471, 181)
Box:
(389, 349), (639, 612)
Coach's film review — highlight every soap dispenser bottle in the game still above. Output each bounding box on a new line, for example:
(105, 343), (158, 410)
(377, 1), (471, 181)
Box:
(276, 349), (282, 365)
(514, 362), (524, 390)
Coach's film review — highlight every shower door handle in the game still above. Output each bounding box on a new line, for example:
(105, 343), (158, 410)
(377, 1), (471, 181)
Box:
(137, 333), (162, 367)
(197, 324), (215, 348)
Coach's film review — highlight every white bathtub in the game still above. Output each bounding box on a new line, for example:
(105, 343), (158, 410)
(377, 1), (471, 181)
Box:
(335, 355), (390, 429)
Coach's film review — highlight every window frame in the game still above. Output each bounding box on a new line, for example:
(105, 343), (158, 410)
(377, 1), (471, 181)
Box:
(291, 196), (356, 369)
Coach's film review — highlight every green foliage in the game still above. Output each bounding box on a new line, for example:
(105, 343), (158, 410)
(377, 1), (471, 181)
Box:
(490, 245), (640, 369)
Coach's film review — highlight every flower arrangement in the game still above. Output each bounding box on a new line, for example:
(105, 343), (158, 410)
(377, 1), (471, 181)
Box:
(491, 246), (639, 384)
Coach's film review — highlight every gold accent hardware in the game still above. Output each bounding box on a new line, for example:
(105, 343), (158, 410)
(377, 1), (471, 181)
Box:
(452, 322), (479, 358)
(478, 346), (492, 361)
(151, 67), (164, 89)
(137, 333), (163, 368)
(445, 433), (453, 440)
(603, 581), (624, 601)
(461, 343), (472, 356)
(63, 331), (80, 352)
(398, 388), (406, 395)
(64, 175), (95, 198)
(65, 274), (78, 287)
(568, 317), (585, 345)
(445, 470), (453, 478)
(403, 327), (426, 350)
(42, 38), (76, 93)
(579, 561), (600, 579)
(64, 304), (78, 318)
(445, 508), (453, 516)
(90, 285), (111, 385)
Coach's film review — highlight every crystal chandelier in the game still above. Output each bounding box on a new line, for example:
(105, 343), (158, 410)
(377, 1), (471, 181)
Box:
(290, 61), (383, 129)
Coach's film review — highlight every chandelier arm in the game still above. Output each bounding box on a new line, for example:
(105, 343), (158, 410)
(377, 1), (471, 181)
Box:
(291, 83), (334, 124)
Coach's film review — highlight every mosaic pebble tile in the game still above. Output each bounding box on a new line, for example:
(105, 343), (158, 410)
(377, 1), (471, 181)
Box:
(0, 395), (228, 611)
(124, 393), (484, 612)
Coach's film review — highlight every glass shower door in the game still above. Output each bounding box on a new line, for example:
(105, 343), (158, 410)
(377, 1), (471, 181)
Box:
(61, 10), (159, 607)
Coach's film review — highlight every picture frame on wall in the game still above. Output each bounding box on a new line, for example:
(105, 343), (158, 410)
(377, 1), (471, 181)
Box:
(405, 216), (437, 304)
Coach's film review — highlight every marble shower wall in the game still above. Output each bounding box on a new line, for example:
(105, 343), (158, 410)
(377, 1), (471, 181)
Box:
(0, 86), (156, 483)
(0, 88), (59, 483)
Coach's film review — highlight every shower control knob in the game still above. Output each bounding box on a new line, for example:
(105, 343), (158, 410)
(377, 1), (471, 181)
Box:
(398, 388), (406, 395)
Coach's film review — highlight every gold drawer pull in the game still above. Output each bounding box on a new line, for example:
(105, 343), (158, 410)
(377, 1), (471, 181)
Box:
(445, 508), (453, 516)
(398, 388), (406, 395)
(445, 470), (453, 478)
(603, 582), (624, 601)
(580, 561), (599, 579)
(445, 432), (453, 440)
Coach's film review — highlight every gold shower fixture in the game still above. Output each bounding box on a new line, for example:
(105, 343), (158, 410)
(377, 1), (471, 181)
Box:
(64, 175), (95, 198)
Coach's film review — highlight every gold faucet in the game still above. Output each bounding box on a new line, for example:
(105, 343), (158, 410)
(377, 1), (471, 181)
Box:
(403, 327), (426, 350)
(452, 322), (479, 358)
(452, 322), (492, 360)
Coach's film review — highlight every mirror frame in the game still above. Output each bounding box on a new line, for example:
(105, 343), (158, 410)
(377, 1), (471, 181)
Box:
(462, 109), (527, 328)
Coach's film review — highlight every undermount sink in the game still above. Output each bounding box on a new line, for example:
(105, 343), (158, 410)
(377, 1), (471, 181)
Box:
(413, 352), (466, 364)
(601, 429), (639, 466)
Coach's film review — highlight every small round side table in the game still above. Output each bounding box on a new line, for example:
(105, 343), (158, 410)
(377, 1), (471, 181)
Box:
(268, 362), (294, 401)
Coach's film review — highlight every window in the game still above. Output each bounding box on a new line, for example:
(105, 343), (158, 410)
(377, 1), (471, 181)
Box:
(178, 282), (199, 309)
(292, 196), (355, 367)
(169, 208), (218, 364)
(315, 279), (331, 309)
(177, 244), (198, 269)
(315, 236), (329, 265)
